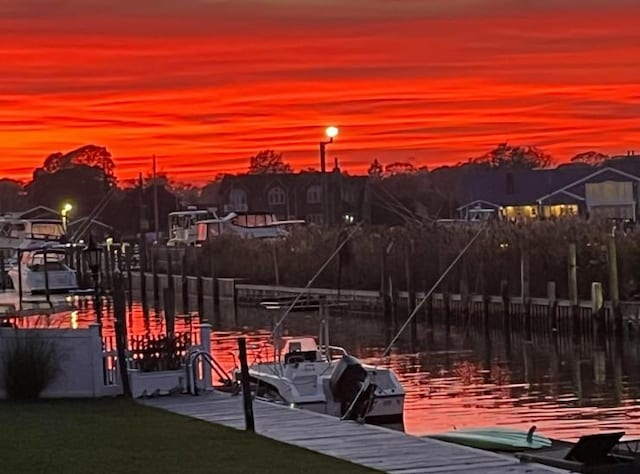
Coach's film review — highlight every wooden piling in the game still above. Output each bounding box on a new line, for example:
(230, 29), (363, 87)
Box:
(209, 248), (217, 325)
(591, 281), (605, 346)
(181, 249), (189, 314)
(237, 337), (255, 432)
(500, 279), (511, 356)
(547, 281), (558, 332)
(196, 248), (204, 319)
(139, 238), (148, 312)
(568, 242), (579, 336)
(404, 239), (417, 345)
(163, 286), (176, 336)
(380, 241), (392, 329)
(43, 248), (51, 307)
(521, 248), (532, 341)
(113, 272), (132, 398)
(167, 249), (174, 290)
(0, 249), (5, 290)
(607, 234), (622, 336)
(152, 245), (159, 303)
(126, 245), (133, 310)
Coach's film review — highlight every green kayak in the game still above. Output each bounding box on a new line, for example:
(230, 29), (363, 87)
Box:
(428, 426), (552, 452)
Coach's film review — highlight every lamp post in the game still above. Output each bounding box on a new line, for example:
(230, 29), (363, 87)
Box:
(84, 236), (102, 323)
(320, 126), (339, 226)
(61, 203), (73, 235)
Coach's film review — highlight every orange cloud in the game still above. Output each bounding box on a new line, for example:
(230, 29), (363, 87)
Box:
(0, 1), (638, 183)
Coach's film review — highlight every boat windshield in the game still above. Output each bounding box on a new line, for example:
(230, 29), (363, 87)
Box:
(24, 251), (66, 270)
(282, 337), (318, 353)
(29, 222), (64, 239)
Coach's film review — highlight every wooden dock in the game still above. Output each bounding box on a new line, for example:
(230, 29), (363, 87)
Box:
(141, 392), (567, 473)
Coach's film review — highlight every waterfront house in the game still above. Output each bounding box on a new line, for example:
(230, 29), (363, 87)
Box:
(457, 158), (640, 222)
(218, 170), (370, 226)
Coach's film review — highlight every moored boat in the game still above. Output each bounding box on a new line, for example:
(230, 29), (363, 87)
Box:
(239, 335), (405, 427)
(7, 244), (78, 294)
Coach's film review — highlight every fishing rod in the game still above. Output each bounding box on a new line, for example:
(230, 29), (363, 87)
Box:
(381, 225), (486, 358)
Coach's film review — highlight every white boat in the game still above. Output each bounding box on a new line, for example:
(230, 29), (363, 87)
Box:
(7, 245), (78, 294)
(196, 212), (305, 243)
(0, 216), (66, 250)
(166, 208), (214, 247)
(241, 335), (405, 426)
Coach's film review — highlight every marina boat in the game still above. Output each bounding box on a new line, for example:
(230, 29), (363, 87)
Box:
(167, 208), (214, 246)
(0, 215), (66, 250)
(7, 245), (78, 294)
(240, 335), (405, 426)
(195, 212), (305, 243)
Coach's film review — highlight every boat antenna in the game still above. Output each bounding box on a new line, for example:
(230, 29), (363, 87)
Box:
(274, 222), (362, 332)
(381, 225), (486, 358)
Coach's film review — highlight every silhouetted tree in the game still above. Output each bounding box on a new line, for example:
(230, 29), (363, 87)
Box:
(43, 144), (116, 186)
(368, 159), (384, 178)
(248, 150), (292, 174)
(199, 180), (222, 205)
(472, 143), (552, 169)
(0, 179), (25, 213)
(570, 151), (609, 165)
(385, 162), (420, 176)
(26, 165), (108, 216)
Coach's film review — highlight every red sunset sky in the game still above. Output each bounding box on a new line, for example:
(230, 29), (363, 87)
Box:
(1, 0), (639, 184)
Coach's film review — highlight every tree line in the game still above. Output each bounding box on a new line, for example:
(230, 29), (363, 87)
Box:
(0, 143), (618, 237)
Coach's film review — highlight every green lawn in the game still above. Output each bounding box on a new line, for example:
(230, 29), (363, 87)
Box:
(0, 399), (376, 474)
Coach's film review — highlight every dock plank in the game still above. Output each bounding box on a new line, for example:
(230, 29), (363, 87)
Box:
(140, 392), (567, 474)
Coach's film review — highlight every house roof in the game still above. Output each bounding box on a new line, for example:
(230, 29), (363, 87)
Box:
(457, 162), (640, 208)
(458, 165), (593, 207)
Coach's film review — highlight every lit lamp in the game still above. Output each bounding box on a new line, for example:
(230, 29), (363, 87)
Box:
(84, 236), (102, 322)
(319, 126), (339, 226)
(61, 203), (73, 234)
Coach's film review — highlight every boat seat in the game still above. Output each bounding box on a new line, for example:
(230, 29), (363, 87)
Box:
(284, 350), (317, 364)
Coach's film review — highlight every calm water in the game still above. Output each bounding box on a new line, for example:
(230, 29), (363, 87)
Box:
(11, 294), (640, 442)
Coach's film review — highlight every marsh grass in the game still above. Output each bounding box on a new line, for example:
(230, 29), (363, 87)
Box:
(1, 333), (61, 400)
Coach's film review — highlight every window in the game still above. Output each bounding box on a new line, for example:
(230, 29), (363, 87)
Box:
(341, 187), (357, 204)
(268, 187), (286, 205)
(306, 185), (321, 204)
(229, 188), (247, 211)
(306, 213), (323, 225)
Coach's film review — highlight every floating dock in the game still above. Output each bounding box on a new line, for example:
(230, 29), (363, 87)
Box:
(141, 392), (568, 473)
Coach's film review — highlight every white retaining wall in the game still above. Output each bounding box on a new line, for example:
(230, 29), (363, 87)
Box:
(0, 324), (121, 399)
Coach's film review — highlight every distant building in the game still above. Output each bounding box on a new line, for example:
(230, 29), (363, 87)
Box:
(218, 170), (370, 226)
(456, 158), (640, 222)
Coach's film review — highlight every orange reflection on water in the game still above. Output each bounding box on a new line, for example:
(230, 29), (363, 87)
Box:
(11, 299), (640, 442)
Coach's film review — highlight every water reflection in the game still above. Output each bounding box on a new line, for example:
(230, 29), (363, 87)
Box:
(9, 297), (640, 442)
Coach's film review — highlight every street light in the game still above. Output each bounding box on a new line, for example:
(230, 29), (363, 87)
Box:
(320, 126), (339, 226)
(84, 235), (102, 323)
(61, 203), (73, 234)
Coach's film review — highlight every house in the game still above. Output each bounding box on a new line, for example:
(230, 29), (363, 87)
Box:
(218, 170), (370, 226)
(457, 158), (640, 222)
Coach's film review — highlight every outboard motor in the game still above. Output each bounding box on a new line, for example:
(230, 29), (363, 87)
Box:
(330, 355), (376, 421)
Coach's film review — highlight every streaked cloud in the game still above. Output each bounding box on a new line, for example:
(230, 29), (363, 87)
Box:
(0, 0), (638, 182)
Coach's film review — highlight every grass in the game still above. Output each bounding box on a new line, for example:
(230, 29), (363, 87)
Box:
(0, 398), (376, 474)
